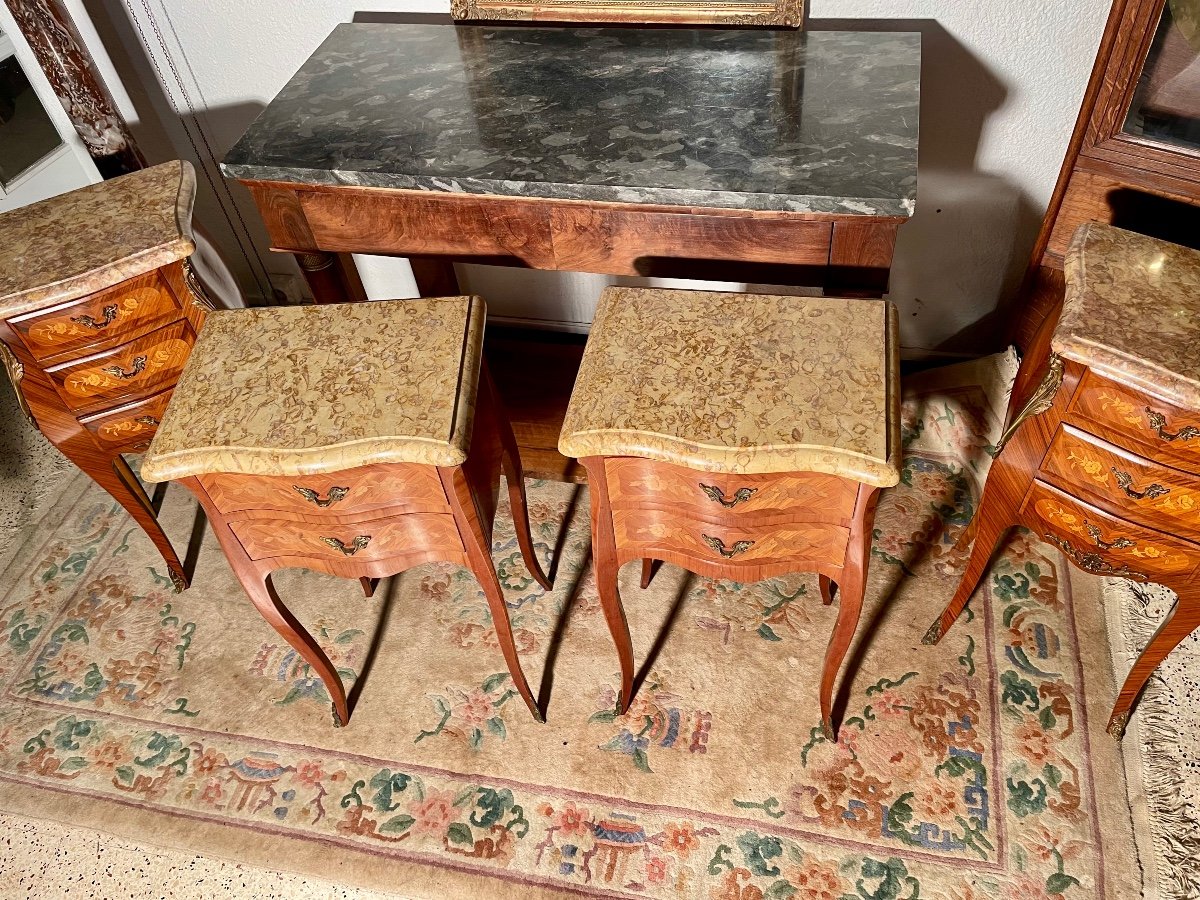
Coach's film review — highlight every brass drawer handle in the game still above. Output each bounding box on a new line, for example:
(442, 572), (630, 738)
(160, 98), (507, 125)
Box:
(293, 485), (350, 508)
(1083, 522), (1134, 551)
(699, 483), (758, 508)
(134, 415), (160, 427)
(71, 305), (118, 329)
(321, 535), (371, 556)
(1145, 407), (1200, 442)
(1044, 534), (1146, 579)
(702, 534), (754, 558)
(101, 355), (147, 379)
(1111, 467), (1170, 501)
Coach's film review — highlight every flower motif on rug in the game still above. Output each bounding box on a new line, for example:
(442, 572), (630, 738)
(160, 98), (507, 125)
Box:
(589, 673), (712, 772)
(247, 615), (362, 712)
(414, 672), (519, 749)
(14, 568), (197, 716)
(0, 368), (1122, 899)
(692, 577), (815, 644)
(424, 549), (557, 656)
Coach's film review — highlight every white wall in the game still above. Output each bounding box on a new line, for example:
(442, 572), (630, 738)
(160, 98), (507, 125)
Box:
(76, 0), (1108, 355)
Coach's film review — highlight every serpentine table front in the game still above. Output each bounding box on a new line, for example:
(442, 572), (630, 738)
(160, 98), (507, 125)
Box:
(222, 23), (920, 478)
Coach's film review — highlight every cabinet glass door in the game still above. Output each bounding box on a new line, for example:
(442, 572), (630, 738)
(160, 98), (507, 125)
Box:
(1123, 0), (1200, 152)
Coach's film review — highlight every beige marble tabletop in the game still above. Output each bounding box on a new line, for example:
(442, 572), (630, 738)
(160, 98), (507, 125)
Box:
(559, 287), (901, 485)
(0, 160), (196, 319)
(141, 296), (484, 481)
(1058, 223), (1200, 409)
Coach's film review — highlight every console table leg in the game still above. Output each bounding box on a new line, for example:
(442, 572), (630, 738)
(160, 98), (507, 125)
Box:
(410, 256), (460, 297)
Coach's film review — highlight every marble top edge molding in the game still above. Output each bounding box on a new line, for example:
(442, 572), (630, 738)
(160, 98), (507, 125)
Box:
(558, 287), (901, 485)
(140, 295), (485, 481)
(222, 24), (920, 216)
(0, 160), (197, 317)
(1057, 221), (1200, 410)
(217, 164), (918, 218)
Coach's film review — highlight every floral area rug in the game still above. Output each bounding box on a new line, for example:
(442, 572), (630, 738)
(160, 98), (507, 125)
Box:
(0, 355), (1140, 899)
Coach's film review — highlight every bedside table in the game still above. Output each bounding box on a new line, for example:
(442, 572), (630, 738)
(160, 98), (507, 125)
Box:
(559, 287), (901, 740)
(926, 223), (1200, 737)
(0, 161), (211, 590)
(141, 296), (551, 727)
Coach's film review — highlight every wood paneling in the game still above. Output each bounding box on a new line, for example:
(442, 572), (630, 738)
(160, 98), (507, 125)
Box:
(47, 320), (193, 415)
(11, 271), (180, 362)
(1041, 424), (1200, 542)
(203, 464), (448, 519)
(605, 457), (858, 525)
(1068, 370), (1200, 475)
(231, 511), (461, 563)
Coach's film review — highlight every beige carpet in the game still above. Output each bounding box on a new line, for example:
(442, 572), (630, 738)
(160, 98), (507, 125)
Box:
(0, 355), (1148, 898)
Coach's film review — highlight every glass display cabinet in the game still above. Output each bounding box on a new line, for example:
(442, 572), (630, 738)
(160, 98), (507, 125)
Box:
(1012, 0), (1200, 400)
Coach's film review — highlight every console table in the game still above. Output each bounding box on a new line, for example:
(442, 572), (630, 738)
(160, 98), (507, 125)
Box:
(222, 23), (921, 477)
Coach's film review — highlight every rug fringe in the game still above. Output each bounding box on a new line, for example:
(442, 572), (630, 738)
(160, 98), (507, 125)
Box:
(1111, 579), (1200, 900)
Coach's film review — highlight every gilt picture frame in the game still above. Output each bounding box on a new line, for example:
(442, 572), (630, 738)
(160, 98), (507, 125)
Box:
(450, 0), (803, 28)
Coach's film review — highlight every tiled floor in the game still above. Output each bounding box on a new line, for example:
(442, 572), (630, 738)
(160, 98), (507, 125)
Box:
(0, 811), (405, 899)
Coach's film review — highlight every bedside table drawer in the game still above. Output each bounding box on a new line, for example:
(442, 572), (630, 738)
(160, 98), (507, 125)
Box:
(10, 271), (182, 363)
(612, 507), (849, 570)
(79, 389), (173, 452)
(47, 321), (193, 415)
(1068, 370), (1200, 476)
(202, 464), (449, 519)
(1040, 425), (1200, 543)
(604, 457), (859, 525)
(230, 512), (461, 563)
(1024, 480), (1198, 582)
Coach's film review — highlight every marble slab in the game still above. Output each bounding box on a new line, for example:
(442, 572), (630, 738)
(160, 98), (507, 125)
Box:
(141, 296), (485, 481)
(0, 161), (195, 319)
(222, 24), (920, 216)
(558, 287), (901, 484)
(1058, 223), (1200, 409)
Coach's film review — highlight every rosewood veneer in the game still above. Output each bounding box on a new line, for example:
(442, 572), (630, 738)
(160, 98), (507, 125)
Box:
(0, 161), (211, 590)
(140, 296), (551, 727)
(559, 287), (901, 740)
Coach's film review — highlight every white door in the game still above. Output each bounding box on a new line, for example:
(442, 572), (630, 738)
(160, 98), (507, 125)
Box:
(0, 19), (99, 213)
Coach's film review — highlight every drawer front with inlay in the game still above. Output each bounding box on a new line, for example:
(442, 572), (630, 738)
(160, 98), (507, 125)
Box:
(47, 321), (193, 415)
(11, 272), (181, 362)
(604, 457), (858, 524)
(1068, 371), (1200, 476)
(1040, 425), (1200, 543)
(202, 463), (449, 519)
(80, 390), (173, 452)
(1024, 480), (1197, 582)
(611, 506), (849, 571)
(230, 512), (460, 563)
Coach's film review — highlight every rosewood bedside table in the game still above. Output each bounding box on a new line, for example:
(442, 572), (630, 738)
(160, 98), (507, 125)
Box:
(926, 223), (1200, 738)
(140, 296), (551, 727)
(0, 161), (211, 590)
(559, 287), (901, 740)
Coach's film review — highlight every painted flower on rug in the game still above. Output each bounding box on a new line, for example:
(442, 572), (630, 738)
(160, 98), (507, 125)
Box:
(589, 674), (711, 772)
(692, 576), (814, 643)
(428, 544), (555, 655)
(13, 576), (197, 715)
(247, 617), (361, 713)
(0, 376), (1114, 900)
(415, 672), (517, 749)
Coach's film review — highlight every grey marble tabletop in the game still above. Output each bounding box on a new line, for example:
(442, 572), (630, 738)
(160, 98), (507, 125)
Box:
(222, 24), (919, 216)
